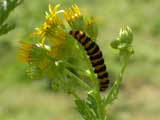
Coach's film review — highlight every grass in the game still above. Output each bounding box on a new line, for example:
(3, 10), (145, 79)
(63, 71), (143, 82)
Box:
(0, 0), (160, 120)
(109, 84), (160, 120)
(0, 82), (79, 120)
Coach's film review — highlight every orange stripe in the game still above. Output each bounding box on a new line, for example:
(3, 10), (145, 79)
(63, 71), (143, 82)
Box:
(80, 35), (87, 43)
(98, 71), (106, 76)
(91, 50), (101, 57)
(70, 30), (109, 91)
(101, 77), (108, 83)
(84, 40), (93, 49)
(95, 64), (105, 70)
(71, 31), (77, 36)
(88, 45), (97, 54)
(76, 31), (83, 39)
(91, 57), (103, 64)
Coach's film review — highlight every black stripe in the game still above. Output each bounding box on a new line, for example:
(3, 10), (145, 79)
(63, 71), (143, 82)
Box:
(98, 72), (109, 79)
(94, 65), (106, 73)
(81, 37), (91, 45)
(100, 85), (108, 88)
(100, 86), (108, 90)
(85, 41), (96, 51)
(69, 31), (73, 35)
(100, 79), (109, 84)
(90, 52), (102, 60)
(100, 85), (108, 89)
(79, 33), (86, 40)
(70, 30), (109, 91)
(91, 59), (104, 67)
(75, 30), (80, 39)
(100, 87), (108, 91)
(100, 83), (108, 88)
(91, 45), (99, 55)
(87, 45), (99, 55)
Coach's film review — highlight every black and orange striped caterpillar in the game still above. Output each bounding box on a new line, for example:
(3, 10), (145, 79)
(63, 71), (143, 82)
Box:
(70, 30), (109, 91)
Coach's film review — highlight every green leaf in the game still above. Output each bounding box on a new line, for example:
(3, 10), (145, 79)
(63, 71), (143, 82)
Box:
(0, 0), (23, 24)
(86, 91), (99, 116)
(70, 16), (86, 31)
(0, 0), (23, 36)
(0, 23), (15, 35)
(26, 65), (43, 80)
(85, 17), (98, 40)
(75, 98), (96, 120)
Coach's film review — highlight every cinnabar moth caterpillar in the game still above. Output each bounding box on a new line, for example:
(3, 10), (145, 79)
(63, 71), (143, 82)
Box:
(70, 30), (109, 91)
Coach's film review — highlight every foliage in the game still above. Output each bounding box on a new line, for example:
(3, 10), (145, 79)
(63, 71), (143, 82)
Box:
(0, 0), (23, 36)
(19, 4), (134, 120)
(73, 27), (134, 120)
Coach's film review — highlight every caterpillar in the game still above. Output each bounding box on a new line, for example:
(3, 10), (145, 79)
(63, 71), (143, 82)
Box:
(69, 30), (109, 91)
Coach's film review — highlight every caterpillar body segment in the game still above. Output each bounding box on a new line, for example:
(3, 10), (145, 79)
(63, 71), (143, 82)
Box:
(69, 30), (109, 91)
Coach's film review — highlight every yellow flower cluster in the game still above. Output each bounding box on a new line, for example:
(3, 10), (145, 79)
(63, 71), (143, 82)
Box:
(32, 4), (66, 47)
(31, 4), (83, 46)
(64, 4), (82, 24)
(20, 4), (84, 62)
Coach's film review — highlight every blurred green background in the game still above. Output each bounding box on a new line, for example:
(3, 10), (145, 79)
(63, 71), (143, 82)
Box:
(0, 0), (160, 120)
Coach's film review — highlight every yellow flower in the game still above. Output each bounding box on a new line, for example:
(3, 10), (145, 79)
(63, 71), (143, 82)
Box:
(64, 4), (82, 24)
(32, 4), (66, 47)
(19, 41), (33, 63)
(19, 41), (53, 70)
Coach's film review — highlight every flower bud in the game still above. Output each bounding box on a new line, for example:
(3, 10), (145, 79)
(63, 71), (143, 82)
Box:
(119, 26), (133, 44)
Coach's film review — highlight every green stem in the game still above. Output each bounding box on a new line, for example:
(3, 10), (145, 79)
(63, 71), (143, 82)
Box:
(96, 91), (107, 120)
(104, 56), (129, 106)
(70, 90), (80, 100)
(80, 48), (107, 120)
(63, 61), (87, 74)
(65, 69), (91, 91)
(80, 46), (99, 91)
(119, 57), (129, 85)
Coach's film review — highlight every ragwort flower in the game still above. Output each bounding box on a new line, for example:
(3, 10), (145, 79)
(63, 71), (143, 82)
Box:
(64, 4), (81, 24)
(64, 5), (85, 30)
(32, 4), (66, 47)
(19, 41), (33, 63)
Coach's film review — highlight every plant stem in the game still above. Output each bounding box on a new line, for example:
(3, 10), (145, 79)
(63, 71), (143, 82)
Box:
(104, 56), (129, 106)
(65, 69), (91, 91)
(96, 91), (107, 120)
(80, 46), (99, 90)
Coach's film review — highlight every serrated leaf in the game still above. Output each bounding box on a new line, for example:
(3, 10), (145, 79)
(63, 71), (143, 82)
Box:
(86, 93), (98, 115)
(0, 0), (23, 36)
(75, 99), (96, 120)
